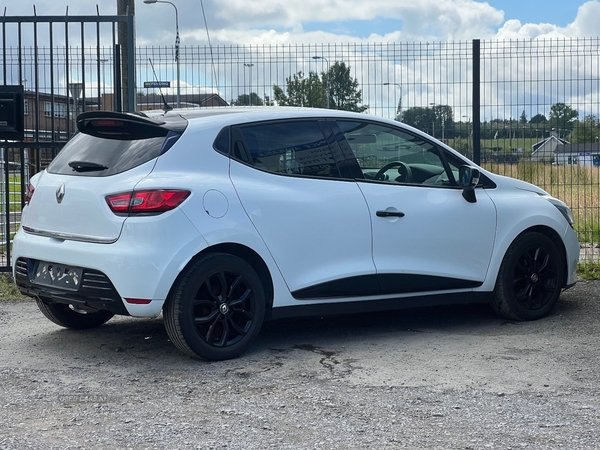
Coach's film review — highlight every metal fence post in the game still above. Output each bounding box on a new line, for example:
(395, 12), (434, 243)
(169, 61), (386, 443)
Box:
(472, 39), (481, 165)
(114, 45), (123, 112)
(2, 146), (10, 266)
(126, 14), (136, 112)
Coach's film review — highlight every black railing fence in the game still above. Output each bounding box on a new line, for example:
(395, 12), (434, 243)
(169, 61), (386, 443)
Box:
(2, 34), (600, 269)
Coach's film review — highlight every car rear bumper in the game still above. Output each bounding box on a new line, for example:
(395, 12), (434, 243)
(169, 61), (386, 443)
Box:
(12, 209), (208, 317)
(14, 257), (130, 315)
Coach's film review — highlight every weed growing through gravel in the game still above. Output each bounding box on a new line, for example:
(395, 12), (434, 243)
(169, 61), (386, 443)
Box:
(0, 273), (30, 301)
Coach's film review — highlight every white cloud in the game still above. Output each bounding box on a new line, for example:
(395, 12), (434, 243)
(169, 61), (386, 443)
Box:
(495, 1), (600, 40)
(211, 0), (501, 31)
(205, 0), (504, 41)
(563, 1), (600, 37)
(6, 0), (598, 45)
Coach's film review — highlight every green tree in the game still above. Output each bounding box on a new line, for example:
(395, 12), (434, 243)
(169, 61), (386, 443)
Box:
(232, 92), (264, 106)
(401, 107), (437, 134)
(430, 104), (454, 139)
(549, 102), (579, 133)
(571, 114), (599, 143)
(401, 105), (454, 138)
(273, 71), (325, 107)
(273, 61), (368, 112)
(519, 110), (527, 124)
(529, 113), (547, 124)
(324, 61), (368, 112)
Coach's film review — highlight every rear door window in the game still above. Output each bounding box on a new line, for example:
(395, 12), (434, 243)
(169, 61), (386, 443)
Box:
(236, 120), (342, 178)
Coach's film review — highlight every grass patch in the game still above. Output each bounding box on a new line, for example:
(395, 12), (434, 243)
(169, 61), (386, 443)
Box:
(0, 273), (31, 301)
(5, 173), (24, 212)
(577, 262), (600, 281)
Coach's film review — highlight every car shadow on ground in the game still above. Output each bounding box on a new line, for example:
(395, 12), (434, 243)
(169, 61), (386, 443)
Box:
(20, 302), (515, 358)
(22, 295), (583, 366)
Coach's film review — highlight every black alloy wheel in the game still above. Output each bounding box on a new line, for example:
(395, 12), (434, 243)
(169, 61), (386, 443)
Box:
(164, 253), (266, 361)
(492, 232), (565, 321)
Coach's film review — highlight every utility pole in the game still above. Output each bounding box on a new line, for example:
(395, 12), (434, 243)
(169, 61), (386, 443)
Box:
(117, 0), (136, 112)
(144, 0), (181, 107)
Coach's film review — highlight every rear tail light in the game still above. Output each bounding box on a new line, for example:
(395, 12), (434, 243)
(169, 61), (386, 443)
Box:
(25, 181), (35, 204)
(106, 190), (190, 215)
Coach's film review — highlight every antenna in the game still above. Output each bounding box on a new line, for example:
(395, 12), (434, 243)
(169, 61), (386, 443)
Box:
(200, 0), (218, 93)
(148, 58), (173, 113)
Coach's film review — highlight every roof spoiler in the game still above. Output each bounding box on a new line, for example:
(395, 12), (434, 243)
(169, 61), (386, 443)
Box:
(76, 111), (186, 139)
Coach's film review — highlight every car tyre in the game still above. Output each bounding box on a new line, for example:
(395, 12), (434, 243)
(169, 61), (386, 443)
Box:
(36, 299), (114, 329)
(491, 232), (565, 321)
(164, 253), (266, 361)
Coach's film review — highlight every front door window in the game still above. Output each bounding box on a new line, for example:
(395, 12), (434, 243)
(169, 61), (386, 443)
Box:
(336, 120), (459, 187)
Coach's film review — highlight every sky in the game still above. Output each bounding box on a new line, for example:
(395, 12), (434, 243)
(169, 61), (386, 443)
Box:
(3, 0), (599, 121)
(3, 0), (599, 46)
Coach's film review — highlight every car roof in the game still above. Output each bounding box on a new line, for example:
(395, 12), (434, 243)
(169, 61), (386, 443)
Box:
(142, 106), (380, 124)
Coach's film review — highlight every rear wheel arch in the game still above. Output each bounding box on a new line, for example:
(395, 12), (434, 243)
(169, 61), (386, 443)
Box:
(164, 252), (266, 360)
(165, 243), (274, 319)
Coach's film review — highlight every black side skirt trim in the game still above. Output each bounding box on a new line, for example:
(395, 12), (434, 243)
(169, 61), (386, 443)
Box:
(291, 273), (482, 300)
(292, 275), (380, 299)
(271, 291), (491, 321)
(378, 273), (481, 295)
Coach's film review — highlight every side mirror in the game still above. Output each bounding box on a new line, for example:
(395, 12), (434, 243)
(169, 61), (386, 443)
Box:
(458, 165), (480, 203)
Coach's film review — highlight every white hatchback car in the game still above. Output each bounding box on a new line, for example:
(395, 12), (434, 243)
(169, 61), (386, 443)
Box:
(13, 107), (579, 360)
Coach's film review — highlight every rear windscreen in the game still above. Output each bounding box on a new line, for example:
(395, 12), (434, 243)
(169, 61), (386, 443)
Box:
(47, 132), (171, 177)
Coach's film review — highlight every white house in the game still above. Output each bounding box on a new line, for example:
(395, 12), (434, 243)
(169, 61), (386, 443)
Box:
(530, 131), (569, 162)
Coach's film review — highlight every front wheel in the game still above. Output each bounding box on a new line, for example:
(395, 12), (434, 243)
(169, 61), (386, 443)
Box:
(491, 232), (565, 321)
(164, 253), (266, 361)
(36, 299), (114, 329)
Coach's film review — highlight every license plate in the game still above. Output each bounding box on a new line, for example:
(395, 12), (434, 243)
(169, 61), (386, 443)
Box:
(33, 261), (83, 291)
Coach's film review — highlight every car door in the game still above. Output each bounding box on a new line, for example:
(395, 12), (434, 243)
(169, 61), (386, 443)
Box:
(333, 119), (497, 295)
(228, 119), (377, 299)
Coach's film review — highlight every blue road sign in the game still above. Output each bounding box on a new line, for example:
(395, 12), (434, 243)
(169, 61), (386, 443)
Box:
(144, 81), (171, 88)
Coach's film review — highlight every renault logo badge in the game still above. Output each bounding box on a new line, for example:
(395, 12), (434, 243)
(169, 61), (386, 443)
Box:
(56, 183), (65, 204)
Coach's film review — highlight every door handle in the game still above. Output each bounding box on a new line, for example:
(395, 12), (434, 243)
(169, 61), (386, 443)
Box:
(376, 210), (405, 218)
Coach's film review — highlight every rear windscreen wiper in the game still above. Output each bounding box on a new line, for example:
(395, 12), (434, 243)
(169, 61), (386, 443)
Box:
(68, 161), (109, 172)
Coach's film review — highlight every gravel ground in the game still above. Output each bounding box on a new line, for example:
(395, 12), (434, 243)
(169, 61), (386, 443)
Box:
(1, 282), (600, 449)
